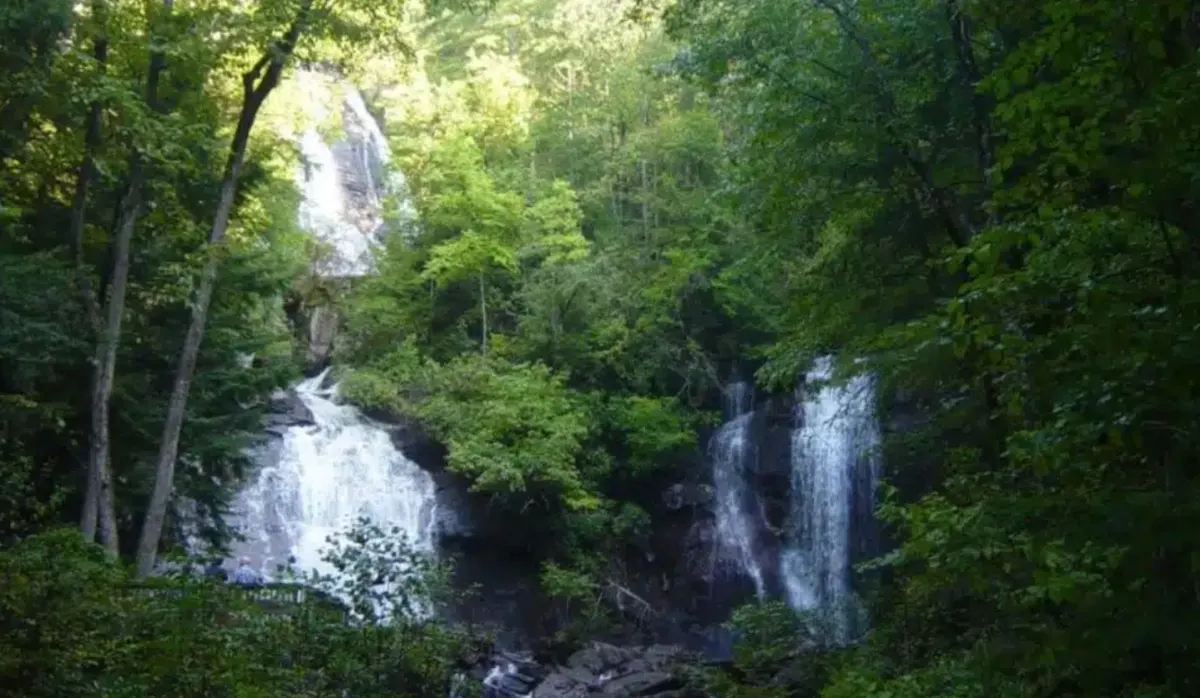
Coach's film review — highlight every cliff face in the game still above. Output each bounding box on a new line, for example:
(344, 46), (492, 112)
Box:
(412, 381), (885, 655)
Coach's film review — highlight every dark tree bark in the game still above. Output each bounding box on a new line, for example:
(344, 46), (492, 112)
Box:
(73, 0), (108, 542)
(135, 3), (312, 577)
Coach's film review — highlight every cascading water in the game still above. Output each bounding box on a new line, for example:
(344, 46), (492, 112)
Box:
(229, 369), (437, 582)
(780, 356), (880, 644)
(710, 381), (767, 598)
(226, 74), (437, 583)
(296, 76), (411, 277)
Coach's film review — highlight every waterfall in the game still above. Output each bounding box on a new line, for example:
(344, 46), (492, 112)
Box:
(343, 90), (390, 213)
(228, 370), (437, 584)
(780, 356), (880, 644)
(226, 74), (437, 581)
(296, 77), (410, 277)
(710, 381), (767, 598)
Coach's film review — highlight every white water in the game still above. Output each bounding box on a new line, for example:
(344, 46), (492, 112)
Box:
(229, 370), (437, 584)
(482, 663), (534, 698)
(781, 356), (880, 643)
(298, 128), (374, 276)
(710, 381), (766, 598)
(296, 80), (412, 276)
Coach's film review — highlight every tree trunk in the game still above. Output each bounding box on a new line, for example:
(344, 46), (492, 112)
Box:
(946, 0), (993, 219)
(528, 147), (536, 205)
(135, 7), (309, 577)
(91, 163), (147, 557)
(74, 0), (108, 541)
(87, 0), (172, 557)
(640, 158), (650, 242)
(479, 274), (488, 357)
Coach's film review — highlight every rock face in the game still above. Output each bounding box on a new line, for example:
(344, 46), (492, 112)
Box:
(307, 304), (339, 368)
(662, 483), (714, 511)
(481, 643), (690, 698)
(411, 392), (808, 657)
(265, 389), (315, 436)
(647, 395), (801, 618)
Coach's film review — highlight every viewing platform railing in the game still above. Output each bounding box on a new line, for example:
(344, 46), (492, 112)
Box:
(120, 581), (350, 621)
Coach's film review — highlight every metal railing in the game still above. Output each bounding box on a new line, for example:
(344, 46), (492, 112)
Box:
(120, 581), (349, 620)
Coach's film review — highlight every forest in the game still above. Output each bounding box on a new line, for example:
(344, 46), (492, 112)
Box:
(2, 0), (1200, 696)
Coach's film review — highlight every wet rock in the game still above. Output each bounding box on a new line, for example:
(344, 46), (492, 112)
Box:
(495, 644), (688, 698)
(566, 643), (631, 673)
(662, 483), (715, 511)
(745, 409), (792, 478)
(308, 305), (339, 368)
(496, 673), (536, 695)
(480, 651), (548, 696)
(530, 673), (587, 698)
(600, 671), (676, 696)
(432, 474), (477, 538)
(264, 391), (315, 434)
(681, 518), (717, 584)
(755, 472), (791, 534)
(390, 419), (447, 471)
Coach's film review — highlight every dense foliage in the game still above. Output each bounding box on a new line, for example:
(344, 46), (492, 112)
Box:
(4, 0), (1200, 695)
(339, 0), (730, 587)
(0, 0), (314, 555)
(0, 2), (475, 694)
(661, 0), (1200, 696)
(0, 525), (472, 697)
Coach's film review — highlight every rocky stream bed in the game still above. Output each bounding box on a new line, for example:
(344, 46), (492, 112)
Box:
(472, 643), (694, 698)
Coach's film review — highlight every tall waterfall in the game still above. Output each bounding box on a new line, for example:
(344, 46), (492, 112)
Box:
(296, 75), (408, 277)
(780, 356), (880, 643)
(229, 370), (437, 580)
(710, 382), (766, 598)
(229, 76), (435, 582)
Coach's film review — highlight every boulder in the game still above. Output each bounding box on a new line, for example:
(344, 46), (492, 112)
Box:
(530, 673), (588, 698)
(529, 644), (687, 698)
(483, 651), (550, 698)
(600, 671), (677, 696)
(566, 642), (631, 673)
(264, 391), (315, 434)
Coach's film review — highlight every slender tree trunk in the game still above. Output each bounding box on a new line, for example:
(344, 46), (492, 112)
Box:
(640, 159), (650, 242)
(651, 160), (658, 230)
(74, 0), (108, 541)
(528, 147), (536, 205)
(135, 6), (310, 576)
(86, 0), (172, 557)
(429, 279), (436, 338)
(641, 97), (652, 244)
(946, 0), (993, 224)
(479, 274), (488, 357)
(90, 158), (148, 558)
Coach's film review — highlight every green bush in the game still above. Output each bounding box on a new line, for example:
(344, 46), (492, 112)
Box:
(687, 602), (836, 698)
(0, 524), (473, 698)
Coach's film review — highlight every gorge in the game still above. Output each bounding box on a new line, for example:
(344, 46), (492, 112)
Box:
(5, 0), (1187, 696)
(226, 75), (884, 665)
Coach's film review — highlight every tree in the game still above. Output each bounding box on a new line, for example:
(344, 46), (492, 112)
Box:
(0, 0), (335, 564)
(665, 0), (1200, 696)
(79, 0), (178, 558)
(71, 0), (111, 545)
(136, 0), (418, 576)
(338, 0), (724, 622)
(135, 0), (315, 577)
